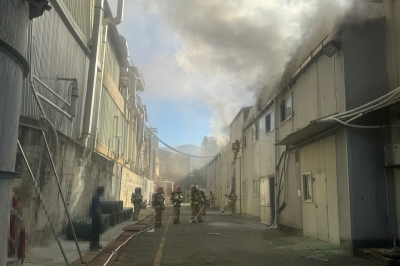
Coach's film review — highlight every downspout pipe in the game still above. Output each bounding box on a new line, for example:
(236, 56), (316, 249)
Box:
(79, 0), (104, 145)
(79, 0), (124, 145)
(92, 0), (124, 149)
(273, 98), (279, 229)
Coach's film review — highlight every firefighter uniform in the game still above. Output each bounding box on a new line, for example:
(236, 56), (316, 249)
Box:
(200, 190), (207, 215)
(170, 186), (183, 224)
(153, 187), (165, 227)
(231, 139), (240, 164)
(189, 186), (204, 223)
(131, 187), (143, 221)
(209, 191), (216, 209)
(225, 190), (237, 215)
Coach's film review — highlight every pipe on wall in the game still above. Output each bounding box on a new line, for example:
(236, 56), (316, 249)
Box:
(91, 0), (125, 150)
(273, 98), (279, 229)
(78, 0), (104, 145)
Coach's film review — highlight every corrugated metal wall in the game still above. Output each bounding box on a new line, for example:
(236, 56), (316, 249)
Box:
(21, 5), (89, 138)
(105, 40), (120, 84)
(61, 0), (93, 40)
(98, 86), (126, 155)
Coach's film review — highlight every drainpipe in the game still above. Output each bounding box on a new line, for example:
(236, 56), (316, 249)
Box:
(79, 0), (124, 146)
(92, 0), (124, 151)
(273, 98), (279, 229)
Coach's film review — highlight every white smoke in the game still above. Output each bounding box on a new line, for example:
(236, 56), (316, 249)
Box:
(112, 0), (380, 146)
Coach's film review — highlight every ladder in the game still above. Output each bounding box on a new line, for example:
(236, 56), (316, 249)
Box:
(220, 157), (239, 214)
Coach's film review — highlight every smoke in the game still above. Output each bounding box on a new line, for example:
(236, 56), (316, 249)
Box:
(112, 0), (382, 146)
(150, 0), (370, 145)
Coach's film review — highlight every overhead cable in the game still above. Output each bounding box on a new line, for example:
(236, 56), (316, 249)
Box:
(145, 127), (215, 159)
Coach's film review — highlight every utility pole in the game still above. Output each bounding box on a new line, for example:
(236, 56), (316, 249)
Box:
(0, 1), (31, 265)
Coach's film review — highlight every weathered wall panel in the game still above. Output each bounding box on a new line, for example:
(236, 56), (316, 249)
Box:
(21, 8), (89, 139)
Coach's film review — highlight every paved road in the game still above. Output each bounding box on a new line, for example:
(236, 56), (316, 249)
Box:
(110, 204), (378, 266)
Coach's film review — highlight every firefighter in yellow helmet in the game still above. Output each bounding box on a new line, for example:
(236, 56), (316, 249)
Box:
(152, 187), (165, 227)
(131, 187), (143, 221)
(170, 186), (183, 224)
(189, 185), (204, 223)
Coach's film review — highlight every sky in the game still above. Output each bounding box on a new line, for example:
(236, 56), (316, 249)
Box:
(108, 0), (361, 148)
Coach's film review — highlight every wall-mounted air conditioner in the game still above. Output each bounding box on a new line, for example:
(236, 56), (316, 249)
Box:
(384, 144), (400, 166)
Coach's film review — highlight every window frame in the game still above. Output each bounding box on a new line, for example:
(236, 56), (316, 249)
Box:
(265, 111), (275, 134)
(252, 122), (260, 143)
(280, 93), (292, 123)
(253, 179), (260, 196)
(301, 172), (313, 202)
(242, 180), (248, 196)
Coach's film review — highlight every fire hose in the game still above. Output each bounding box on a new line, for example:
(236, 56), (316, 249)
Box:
(189, 204), (205, 223)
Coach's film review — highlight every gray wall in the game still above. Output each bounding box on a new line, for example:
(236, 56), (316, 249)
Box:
(16, 125), (120, 245)
(341, 19), (397, 247)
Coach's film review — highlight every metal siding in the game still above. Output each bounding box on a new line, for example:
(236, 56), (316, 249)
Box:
(317, 55), (337, 118)
(21, 10), (88, 139)
(300, 136), (339, 244)
(61, 0), (92, 40)
(98, 86), (126, 154)
(105, 40), (120, 86)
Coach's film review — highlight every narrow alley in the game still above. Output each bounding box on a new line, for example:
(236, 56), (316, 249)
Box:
(57, 205), (378, 266)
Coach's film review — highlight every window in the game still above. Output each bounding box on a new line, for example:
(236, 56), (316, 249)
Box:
(265, 111), (275, 133)
(301, 172), (313, 202)
(242, 136), (247, 149)
(253, 179), (260, 196)
(252, 122), (259, 143)
(243, 180), (248, 196)
(280, 94), (292, 122)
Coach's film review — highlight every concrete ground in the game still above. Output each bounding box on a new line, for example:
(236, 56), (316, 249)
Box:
(22, 207), (155, 266)
(20, 203), (384, 266)
(109, 204), (379, 266)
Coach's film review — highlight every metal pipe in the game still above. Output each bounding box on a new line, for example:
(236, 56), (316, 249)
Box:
(33, 75), (70, 106)
(37, 93), (73, 120)
(17, 140), (70, 265)
(79, 0), (105, 144)
(41, 117), (59, 163)
(41, 131), (84, 263)
(273, 98), (279, 229)
(92, 0), (125, 149)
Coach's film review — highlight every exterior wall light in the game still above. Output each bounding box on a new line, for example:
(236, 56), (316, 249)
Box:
(322, 40), (341, 57)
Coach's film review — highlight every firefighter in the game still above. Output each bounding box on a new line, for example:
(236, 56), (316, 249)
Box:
(189, 185), (204, 223)
(225, 190), (237, 215)
(153, 187), (165, 228)
(200, 190), (207, 216)
(131, 187), (143, 221)
(231, 139), (240, 164)
(209, 191), (216, 209)
(170, 186), (183, 224)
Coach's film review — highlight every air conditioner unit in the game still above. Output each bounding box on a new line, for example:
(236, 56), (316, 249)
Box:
(384, 144), (400, 166)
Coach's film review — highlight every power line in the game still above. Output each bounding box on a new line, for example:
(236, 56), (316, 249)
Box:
(145, 127), (215, 159)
